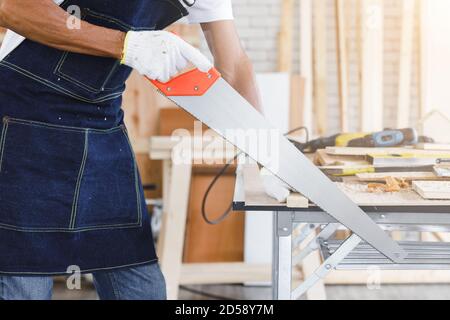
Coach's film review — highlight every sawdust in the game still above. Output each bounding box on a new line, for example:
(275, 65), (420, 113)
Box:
(337, 181), (450, 206)
(367, 177), (410, 193)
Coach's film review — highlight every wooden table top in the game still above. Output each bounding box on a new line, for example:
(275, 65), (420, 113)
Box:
(234, 164), (450, 213)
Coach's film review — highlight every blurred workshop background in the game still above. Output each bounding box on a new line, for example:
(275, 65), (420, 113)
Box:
(1, 0), (450, 300)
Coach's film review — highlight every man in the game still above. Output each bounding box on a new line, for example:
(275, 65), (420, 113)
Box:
(0, 0), (261, 300)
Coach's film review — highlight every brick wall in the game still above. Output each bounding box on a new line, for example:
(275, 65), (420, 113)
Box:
(201, 0), (420, 134)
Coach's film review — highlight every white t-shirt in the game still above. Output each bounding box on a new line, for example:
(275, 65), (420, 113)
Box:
(0, 0), (233, 61)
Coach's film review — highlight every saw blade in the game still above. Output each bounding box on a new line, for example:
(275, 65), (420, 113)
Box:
(157, 77), (406, 263)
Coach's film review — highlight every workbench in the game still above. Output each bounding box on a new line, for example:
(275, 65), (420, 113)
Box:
(233, 164), (450, 300)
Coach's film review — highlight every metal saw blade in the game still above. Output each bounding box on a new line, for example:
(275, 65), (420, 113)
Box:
(163, 78), (406, 263)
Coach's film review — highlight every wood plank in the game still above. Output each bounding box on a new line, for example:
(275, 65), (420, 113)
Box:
(412, 181), (450, 200)
(360, 0), (384, 131)
(335, 0), (350, 132)
(397, 0), (416, 128)
(326, 146), (444, 156)
(183, 172), (245, 263)
(315, 149), (368, 166)
(178, 260), (450, 287)
(418, 0), (426, 129)
(131, 137), (150, 154)
(416, 143), (450, 151)
(356, 171), (444, 182)
(300, 0), (314, 131)
(180, 263), (272, 285)
(368, 153), (450, 167)
(313, 0), (328, 135)
(286, 193), (309, 208)
(150, 136), (237, 162)
(157, 156), (192, 300)
(418, 0), (450, 143)
(338, 182), (450, 206)
(289, 75), (306, 131)
(150, 135), (232, 151)
(278, 0), (294, 72)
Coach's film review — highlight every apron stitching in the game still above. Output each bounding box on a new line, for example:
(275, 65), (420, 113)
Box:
(0, 259), (158, 276)
(69, 131), (89, 229)
(56, 53), (113, 94)
(5, 60), (124, 101)
(0, 221), (141, 233)
(121, 127), (142, 224)
(0, 61), (124, 103)
(108, 271), (122, 299)
(134, 160), (142, 224)
(0, 121), (8, 173)
(133, 156), (142, 224)
(0, 276), (3, 299)
(7, 118), (123, 134)
(53, 51), (68, 76)
(85, 9), (156, 31)
(53, 9), (156, 93)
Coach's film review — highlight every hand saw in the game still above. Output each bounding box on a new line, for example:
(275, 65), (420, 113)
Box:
(148, 68), (406, 263)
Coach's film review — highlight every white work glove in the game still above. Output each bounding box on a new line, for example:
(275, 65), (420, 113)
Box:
(121, 31), (213, 83)
(260, 168), (293, 203)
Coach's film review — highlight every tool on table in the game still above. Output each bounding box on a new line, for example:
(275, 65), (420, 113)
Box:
(435, 159), (450, 178)
(290, 129), (423, 153)
(435, 166), (450, 178)
(148, 67), (406, 262)
(412, 181), (450, 200)
(368, 153), (450, 167)
(321, 165), (435, 177)
(437, 158), (450, 165)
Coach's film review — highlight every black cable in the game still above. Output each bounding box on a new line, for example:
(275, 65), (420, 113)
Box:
(284, 126), (309, 142)
(201, 126), (310, 225)
(201, 153), (242, 225)
(179, 285), (236, 300)
(182, 0), (196, 7)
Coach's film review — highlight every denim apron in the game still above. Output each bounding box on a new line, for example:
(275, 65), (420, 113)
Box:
(0, 0), (188, 275)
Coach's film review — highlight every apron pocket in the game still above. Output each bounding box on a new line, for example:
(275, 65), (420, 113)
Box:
(0, 117), (85, 231)
(71, 127), (141, 230)
(0, 118), (141, 232)
(53, 8), (136, 95)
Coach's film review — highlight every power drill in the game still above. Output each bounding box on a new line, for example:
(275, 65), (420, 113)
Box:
(290, 128), (428, 153)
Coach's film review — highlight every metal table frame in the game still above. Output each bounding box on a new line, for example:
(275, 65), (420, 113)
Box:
(233, 170), (450, 300)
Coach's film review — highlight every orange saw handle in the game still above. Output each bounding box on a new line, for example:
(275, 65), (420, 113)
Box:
(148, 68), (221, 97)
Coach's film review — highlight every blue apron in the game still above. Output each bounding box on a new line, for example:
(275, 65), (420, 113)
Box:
(0, 0), (188, 275)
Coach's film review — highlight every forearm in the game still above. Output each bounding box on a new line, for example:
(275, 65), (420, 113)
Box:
(0, 0), (124, 59)
(202, 21), (262, 112)
(216, 54), (262, 112)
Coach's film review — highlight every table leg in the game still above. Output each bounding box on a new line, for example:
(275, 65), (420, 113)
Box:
(157, 159), (192, 300)
(157, 159), (172, 262)
(301, 233), (327, 300)
(293, 223), (339, 266)
(272, 211), (293, 300)
(291, 233), (361, 300)
(292, 223), (339, 300)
